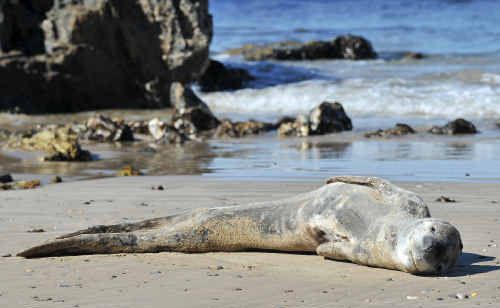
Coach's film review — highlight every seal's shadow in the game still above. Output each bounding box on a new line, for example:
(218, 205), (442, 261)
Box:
(446, 252), (499, 277)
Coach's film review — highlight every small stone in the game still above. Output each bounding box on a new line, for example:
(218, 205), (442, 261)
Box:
(216, 265), (224, 270)
(15, 180), (41, 190)
(2, 253), (12, 257)
(455, 292), (468, 300)
(117, 165), (143, 177)
(386, 278), (394, 281)
(27, 228), (45, 233)
(284, 289), (294, 293)
(152, 185), (164, 191)
(406, 296), (418, 300)
(470, 291), (478, 298)
(0, 174), (14, 183)
(435, 196), (457, 203)
(51, 176), (63, 183)
(234, 287), (243, 291)
(436, 297), (444, 301)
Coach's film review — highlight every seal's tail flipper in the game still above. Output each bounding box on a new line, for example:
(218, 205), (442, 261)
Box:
(17, 231), (167, 258)
(17, 216), (182, 258)
(55, 216), (174, 239)
(326, 176), (396, 195)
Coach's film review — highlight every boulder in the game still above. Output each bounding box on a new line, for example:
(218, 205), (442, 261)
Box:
(0, 174), (13, 183)
(198, 60), (254, 92)
(84, 115), (134, 142)
(213, 119), (274, 138)
(148, 118), (188, 144)
(6, 127), (92, 161)
(308, 101), (352, 135)
(277, 115), (310, 137)
(364, 123), (415, 138)
(0, 0), (212, 113)
(429, 118), (478, 135)
(228, 35), (376, 61)
(171, 82), (220, 133)
(277, 102), (352, 137)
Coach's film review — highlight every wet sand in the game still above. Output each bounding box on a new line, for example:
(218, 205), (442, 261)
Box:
(0, 176), (499, 307)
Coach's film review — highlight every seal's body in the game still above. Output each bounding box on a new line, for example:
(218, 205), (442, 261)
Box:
(18, 176), (462, 274)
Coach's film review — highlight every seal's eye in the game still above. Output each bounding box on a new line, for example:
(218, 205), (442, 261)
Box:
(430, 226), (436, 233)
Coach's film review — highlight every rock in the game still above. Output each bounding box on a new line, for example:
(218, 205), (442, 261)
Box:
(455, 293), (468, 300)
(229, 35), (376, 61)
(495, 121), (500, 129)
(13, 180), (41, 190)
(309, 101), (352, 135)
(198, 60), (254, 92)
(27, 228), (45, 233)
(429, 118), (478, 135)
(213, 119), (274, 138)
(148, 118), (168, 141)
(0, 0), (212, 113)
(171, 83), (220, 133)
(0, 174), (13, 183)
(402, 52), (426, 60)
(436, 196), (457, 203)
(147, 118), (188, 144)
(117, 165), (143, 177)
(364, 123), (415, 138)
(128, 120), (150, 135)
(7, 127), (92, 161)
(277, 115), (310, 137)
(84, 115), (134, 142)
(51, 176), (63, 183)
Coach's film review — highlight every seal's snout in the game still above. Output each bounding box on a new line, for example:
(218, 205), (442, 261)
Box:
(409, 220), (462, 274)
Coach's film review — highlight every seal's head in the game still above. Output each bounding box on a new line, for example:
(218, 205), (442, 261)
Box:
(400, 219), (462, 274)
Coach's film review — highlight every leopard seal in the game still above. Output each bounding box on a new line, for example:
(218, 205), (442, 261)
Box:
(18, 176), (462, 274)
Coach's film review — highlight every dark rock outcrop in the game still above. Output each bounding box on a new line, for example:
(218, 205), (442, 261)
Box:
(309, 101), (353, 134)
(429, 118), (478, 135)
(170, 82), (220, 133)
(0, 0), (212, 113)
(7, 127), (92, 161)
(198, 60), (254, 92)
(228, 35), (377, 61)
(364, 123), (415, 138)
(84, 115), (134, 142)
(214, 119), (274, 138)
(278, 101), (352, 137)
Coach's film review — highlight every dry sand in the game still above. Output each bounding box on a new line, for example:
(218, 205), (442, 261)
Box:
(0, 176), (499, 307)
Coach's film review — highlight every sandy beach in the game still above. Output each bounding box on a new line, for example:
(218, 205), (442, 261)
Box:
(0, 176), (498, 307)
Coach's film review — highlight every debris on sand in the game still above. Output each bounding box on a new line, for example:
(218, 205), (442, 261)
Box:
(435, 196), (457, 203)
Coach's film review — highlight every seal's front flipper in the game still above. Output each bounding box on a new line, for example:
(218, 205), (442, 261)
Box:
(316, 241), (355, 262)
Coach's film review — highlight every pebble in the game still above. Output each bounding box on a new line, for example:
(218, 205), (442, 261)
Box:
(455, 292), (468, 300)
(27, 228), (45, 233)
(152, 185), (165, 191)
(51, 176), (63, 183)
(1, 253), (11, 257)
(406, 295), (418, 300)
(435, 196), (456, 203)
(0, 174), (13, 183)
(284, 289), (294, 293)
(234, 288), (243, 291)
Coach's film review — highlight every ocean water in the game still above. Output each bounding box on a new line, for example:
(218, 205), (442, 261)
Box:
(202, 0), (500, 125)
(2, 0), (500, 183)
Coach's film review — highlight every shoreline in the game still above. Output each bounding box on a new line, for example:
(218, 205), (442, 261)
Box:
(0, 176), (499, 307)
